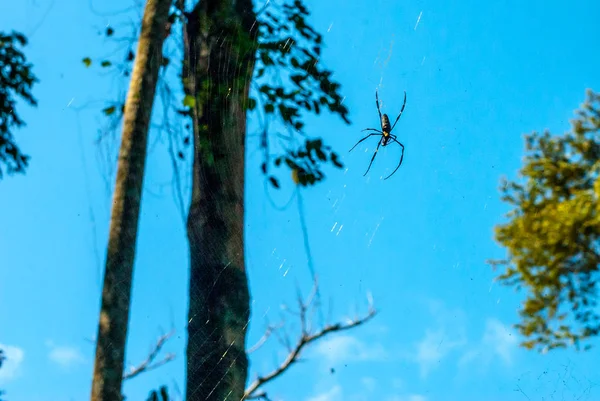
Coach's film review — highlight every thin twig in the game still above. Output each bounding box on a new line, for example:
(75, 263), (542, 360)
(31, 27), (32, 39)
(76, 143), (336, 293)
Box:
(248, 320), (285, 354)
(243, 283), (376, 400)
(123, 330), (176, 381)
(246, 391), (273, 401)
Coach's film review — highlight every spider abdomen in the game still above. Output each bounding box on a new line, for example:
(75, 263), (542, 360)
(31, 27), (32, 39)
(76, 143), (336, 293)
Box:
(381, 114), (391, 134)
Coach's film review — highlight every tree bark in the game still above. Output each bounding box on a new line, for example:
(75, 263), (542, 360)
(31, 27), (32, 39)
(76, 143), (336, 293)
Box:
(182, 0), (257, 399)
(90, 1), (171, 400)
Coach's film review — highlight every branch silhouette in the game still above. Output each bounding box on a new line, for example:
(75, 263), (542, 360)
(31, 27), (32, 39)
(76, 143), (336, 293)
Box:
(123, 330), (176, 381)
(243, 281), (377, 400)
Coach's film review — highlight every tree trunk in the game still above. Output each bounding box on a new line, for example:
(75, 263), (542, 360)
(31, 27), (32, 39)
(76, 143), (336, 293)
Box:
(90, 1), (171, 400)
(182, 1), (257, 399)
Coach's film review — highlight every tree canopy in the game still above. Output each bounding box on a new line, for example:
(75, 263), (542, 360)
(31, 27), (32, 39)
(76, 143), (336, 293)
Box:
(80, 0), (363, 399)
(0, 31), (37, 179)
(491, 89), (600, 352)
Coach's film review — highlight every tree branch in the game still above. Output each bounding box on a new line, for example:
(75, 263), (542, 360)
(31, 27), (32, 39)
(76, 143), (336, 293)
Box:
(248, 319), (285, 354)
(243, 281), (376, 400)
(123, 330), (176, 381)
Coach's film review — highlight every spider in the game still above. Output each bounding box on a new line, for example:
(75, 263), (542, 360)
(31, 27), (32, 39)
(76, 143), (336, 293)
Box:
(350, 89), (406, 180)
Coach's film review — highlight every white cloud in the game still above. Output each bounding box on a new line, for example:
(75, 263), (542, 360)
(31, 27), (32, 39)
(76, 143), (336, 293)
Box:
(386, 395), (428, 401)
(46, 341), (86, 368)
(0, 344), (24, 383)
(458, 318), (517, 368)
(415, 330), (444, 376)
(482, 318), (517, 364)
(391, 377), (404, 390)
(361, 377), (376, 392)
(407, 396), (428, 401)
(425, 300), (468, 332)
(409, 301), (518, 377)
(306, 385), (342, 401)
(313, 335), (386, 364)
(412, 301), (467, 378)
(415, 328), (466, 378)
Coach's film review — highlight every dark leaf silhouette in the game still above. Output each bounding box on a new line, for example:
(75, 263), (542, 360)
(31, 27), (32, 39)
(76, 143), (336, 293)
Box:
(0, 31), (37, 179)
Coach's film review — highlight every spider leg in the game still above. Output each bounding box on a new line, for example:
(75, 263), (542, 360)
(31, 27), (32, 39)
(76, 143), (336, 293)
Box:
(383, 138), (405, 180)
(361, 128), (383, 133)
(389, 91), (407, 133)
(375, 89), (383, 122)
(349, 133), (380, 152)
(364, 138), (383, 176)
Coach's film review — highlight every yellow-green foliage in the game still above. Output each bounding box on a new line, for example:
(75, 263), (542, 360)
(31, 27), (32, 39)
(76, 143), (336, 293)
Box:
(491, 89), (600, 352)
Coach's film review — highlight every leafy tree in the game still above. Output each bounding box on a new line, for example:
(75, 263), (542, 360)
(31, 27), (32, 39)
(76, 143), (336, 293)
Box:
(181, 0), (349, 398)
(0, 31), (37, 180)
(84, 0), (360, 399)
(490, 89), (600, 352)
(89, 0), (172, 400)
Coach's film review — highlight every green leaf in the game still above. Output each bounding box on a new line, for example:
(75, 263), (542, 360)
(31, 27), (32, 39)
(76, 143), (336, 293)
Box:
(102, 106), (116, 116)
(13, 32), (27, 45)
(106, 27), (114, 36)
(100, 60), (111, 68)
(175, 109), (191, 117)
(490, 89), (600, 352)
(290, 74), (305, 87)
(159, 387), (169, 401)
(284, 158), (296, 169)
(264, 103), (275, 113)
(269, 176), (280, 188)
(183, 95), (196, 108)
(331, 152), (343, 168)
(313, 101), (320, 114)
(82, 57), (92, 67)
(247, 98), (257, 111)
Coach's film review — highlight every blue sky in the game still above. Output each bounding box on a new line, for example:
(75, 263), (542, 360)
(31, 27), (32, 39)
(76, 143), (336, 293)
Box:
(1, 0), (600, 400)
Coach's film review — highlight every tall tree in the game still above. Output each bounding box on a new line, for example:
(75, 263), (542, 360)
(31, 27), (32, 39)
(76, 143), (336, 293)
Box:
(90, 0), (172, 400)
(83, 0), (351, 398)
(181, 0), (349, 399)
(182, 1), (257, 398)
(0, 31), (37, 180)
(490, 89), (600, 352)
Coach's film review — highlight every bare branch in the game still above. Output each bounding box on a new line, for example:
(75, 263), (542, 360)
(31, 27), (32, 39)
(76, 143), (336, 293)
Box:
(243, 282), (376, 400)
(246, 391), (273, 401)
(248, 320), (285, 354)
(122, 330), (176, 381)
